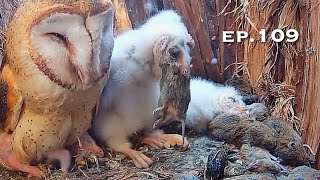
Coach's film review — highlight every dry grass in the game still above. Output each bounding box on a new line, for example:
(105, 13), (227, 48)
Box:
(256, 73), (301, 133)
(221, 0), (304, 135)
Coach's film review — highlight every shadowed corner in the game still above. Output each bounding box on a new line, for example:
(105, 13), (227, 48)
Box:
(0, 77), (8, 130)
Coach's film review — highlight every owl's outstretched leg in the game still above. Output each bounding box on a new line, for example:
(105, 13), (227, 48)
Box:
(0, 132), (45, 177)
(68, 132), (104, 158)
(111, 141), (153, 168)
(7, 155), (45, 177)
(68, 132), (104, 169)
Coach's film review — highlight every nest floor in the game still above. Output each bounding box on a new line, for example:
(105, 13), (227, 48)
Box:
(0, 136), (213, 180)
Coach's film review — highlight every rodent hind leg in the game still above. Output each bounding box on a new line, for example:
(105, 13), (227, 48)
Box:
(153, 100), (169, 119)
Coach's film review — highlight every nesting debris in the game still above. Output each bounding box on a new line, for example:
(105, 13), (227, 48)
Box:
(0, 136), (214, 179)
(256, 74), (300, 132)
(287, 166), (320, 180)
(205, 143), (228, 179)
(224, 148), (247, 177)
(223, 173), (276, 180)
(170, 173), (199, 180)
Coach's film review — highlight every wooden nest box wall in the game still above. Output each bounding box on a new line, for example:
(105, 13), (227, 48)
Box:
(112, 0), (320, 169)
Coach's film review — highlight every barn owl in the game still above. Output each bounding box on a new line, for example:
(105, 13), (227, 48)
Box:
(93, 10), (194, 168)
(185, 78), (246, 133)
(0, 0), (114, 177)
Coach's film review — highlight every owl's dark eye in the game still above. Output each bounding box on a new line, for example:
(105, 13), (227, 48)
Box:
(47, 32), (68, 44)
(228, 97), (237, 103)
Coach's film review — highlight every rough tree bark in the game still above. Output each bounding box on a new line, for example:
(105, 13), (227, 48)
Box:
(228, 0), (320, 169)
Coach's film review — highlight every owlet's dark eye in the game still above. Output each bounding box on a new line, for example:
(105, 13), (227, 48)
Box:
(47, 32), (68, 44)
(228, 97), (237, 103)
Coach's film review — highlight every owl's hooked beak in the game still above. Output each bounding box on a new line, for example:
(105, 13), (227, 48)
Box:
(76, 69), (91, 85)
(69, 54), (92, 86)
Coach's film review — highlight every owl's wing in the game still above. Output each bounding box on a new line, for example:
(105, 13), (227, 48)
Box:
(0, 64), (24, 133)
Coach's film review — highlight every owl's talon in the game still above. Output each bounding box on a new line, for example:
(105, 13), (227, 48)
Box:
(155, 134), (189, 150)
(0, 133), (46, 177)
(141, 136), (164, 149)
(25, 166), (46, 178)
(121, 148), (153, 168)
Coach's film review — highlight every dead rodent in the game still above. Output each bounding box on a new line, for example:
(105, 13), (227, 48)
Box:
(287, 165), (320, 180)
(242, 119), (277, 150)
(208, 113), (244, 144)
(209, 113), (276, 150)
(224, 148), (247, 177)
(243, 103), (270, 122)
(263, 117), (315, 166)
(225, 76), (259, 105)
(240, 144), (287, 174)
(153, 62), (191, 143)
